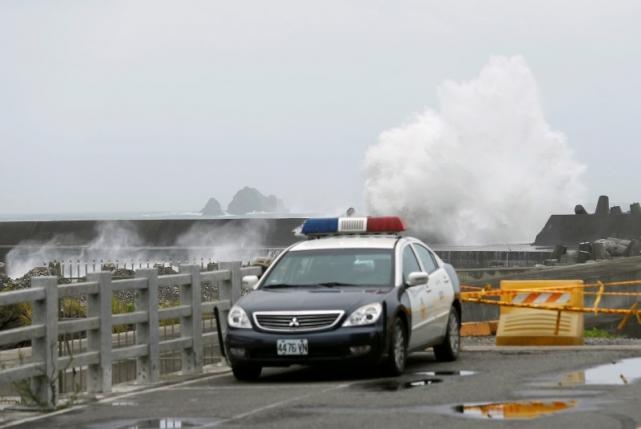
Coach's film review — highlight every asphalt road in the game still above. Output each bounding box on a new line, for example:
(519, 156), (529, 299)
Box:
(6, 347), (641, 429)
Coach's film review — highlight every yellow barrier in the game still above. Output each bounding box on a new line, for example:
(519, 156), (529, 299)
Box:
(495, 280), (584, 346)
(461, 278), (641, 331)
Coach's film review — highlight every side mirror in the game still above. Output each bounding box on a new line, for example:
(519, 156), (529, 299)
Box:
(242, 275), (260, 290)
(407, 271), (429, 287)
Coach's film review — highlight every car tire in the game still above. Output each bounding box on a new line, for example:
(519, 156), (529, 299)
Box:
(231, 363), (262, 381)
(383, 317), (407, 376)
(433, 307), (460, 362)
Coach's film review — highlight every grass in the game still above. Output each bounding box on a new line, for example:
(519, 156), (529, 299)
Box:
(584, 327), (616, 338)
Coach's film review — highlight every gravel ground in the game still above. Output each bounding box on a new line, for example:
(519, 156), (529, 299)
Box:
(462, 335), (641, 347)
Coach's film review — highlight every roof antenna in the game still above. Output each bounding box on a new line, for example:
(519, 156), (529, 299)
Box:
(345, 207), (355, 217)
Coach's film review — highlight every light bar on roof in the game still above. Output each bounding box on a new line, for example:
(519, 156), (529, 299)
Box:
(367, 216), (406, 232)
(301, 216), (405, 236)
(301, 218), (339, 235)
(338, 217), (367, 233)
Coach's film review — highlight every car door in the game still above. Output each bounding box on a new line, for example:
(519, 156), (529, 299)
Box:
(412, 243), (454, 341)
(402, 244), (438, 349)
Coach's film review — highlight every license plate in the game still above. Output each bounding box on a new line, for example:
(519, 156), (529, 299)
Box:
(277, 339), (308, 356)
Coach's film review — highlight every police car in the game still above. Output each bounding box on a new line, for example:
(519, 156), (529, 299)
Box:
(224, 216), (461, 380)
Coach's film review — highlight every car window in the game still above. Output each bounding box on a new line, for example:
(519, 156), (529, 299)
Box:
(261, 249), (394, 287)
(402, 246), (421, 284)
(413, 244), (438, 273)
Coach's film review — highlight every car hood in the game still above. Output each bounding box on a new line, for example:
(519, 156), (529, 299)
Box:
(236, 288), (390, 314)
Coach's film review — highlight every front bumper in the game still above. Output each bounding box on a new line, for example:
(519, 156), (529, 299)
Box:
(225, 324), (386, 367)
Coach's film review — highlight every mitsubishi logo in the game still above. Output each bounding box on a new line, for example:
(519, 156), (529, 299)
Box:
(289, 317), (300, 327)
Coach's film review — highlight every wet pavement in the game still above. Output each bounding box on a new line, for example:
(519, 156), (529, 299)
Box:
(3, 347), (641, 429)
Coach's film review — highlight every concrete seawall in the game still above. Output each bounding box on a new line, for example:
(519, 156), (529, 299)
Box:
(0, 219), (551, 270)
(535, 214), (641, 245)
(0, 218), (305, 261)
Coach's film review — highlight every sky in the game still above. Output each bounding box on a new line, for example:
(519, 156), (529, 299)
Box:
(1, 1), (641, 217)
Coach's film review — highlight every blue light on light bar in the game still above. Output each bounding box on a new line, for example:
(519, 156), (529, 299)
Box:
(301, 218), (339, 235)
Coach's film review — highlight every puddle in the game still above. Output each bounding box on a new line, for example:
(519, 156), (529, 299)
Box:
(558, 358), (641, 386)
(298, 398), (588, 421)
(363, 377), (443, 391)
(405, 379), (443, 388)
(453, 399), (579, 420)
(416, 370), (475, 377)
(359, 369), (475, 391)
(111, 401), (138, 407)
(125, 419), (198, 429)
(93, 418), (220, 429)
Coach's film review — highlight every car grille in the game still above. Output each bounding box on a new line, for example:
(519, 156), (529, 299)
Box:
(253, 311), (344, 332)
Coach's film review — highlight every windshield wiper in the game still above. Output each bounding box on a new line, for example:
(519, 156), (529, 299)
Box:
(262, 282), (357, 289)
(316, 282), (359, 287)
(262, 283), (296, 289)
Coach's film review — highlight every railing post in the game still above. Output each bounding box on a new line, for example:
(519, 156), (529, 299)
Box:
(86, 271), (113, 394)
(179, 265), (203, 374)
(135, 269), (159, 384)
(220, 261), (242, 305)
(218, 261), (241, 343)
(31, 276), (58, 408)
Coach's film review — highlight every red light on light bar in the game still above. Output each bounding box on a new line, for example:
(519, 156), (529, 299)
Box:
(367, 216), (406, 233)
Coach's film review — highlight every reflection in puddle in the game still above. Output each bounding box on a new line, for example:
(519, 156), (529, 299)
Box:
(455, 400), (579, 420)
(102, 418), (219, 429)
(361, 370), (475, 391)
(126, 419), (196, 429)
(112, 401), (138, 407)
(364, 378), (443, 391)
(559, 358), (641, 386)
(416, 370), (475, 377)
(406, 379), (442, 388)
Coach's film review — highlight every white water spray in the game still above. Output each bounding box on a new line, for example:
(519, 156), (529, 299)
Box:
(363, 56), (586, 244)
(5, 221), (272, 279)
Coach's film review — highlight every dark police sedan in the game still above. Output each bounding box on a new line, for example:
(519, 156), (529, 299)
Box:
(224, 216), (461, 380)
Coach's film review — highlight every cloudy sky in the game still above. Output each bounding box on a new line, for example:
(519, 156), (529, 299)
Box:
(1, 1), (640, 217)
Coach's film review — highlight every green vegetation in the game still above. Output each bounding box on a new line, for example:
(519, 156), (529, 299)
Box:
(111, 297), (134, 314)
(159, 299), (180, 327)
(111, 297), (135, 333)
(60, 298), (86, 318)
(583, 327), (616, 338)
(0, 281), (33, 332)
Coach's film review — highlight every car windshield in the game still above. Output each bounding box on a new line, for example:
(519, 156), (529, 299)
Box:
(261, 248), (394, 288)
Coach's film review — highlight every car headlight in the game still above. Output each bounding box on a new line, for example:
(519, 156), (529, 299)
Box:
(228, 305), (251, 329)
(343, 303), (383, 327)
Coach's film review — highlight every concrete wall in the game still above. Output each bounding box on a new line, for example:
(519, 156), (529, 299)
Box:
(0, 218), (305, 261)
(535, 214), (641, 245)
(0, 219), (552, 270)
(436, 249), (550, 269)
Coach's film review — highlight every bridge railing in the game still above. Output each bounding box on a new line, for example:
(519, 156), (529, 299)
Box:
(0, 262), (257, 408)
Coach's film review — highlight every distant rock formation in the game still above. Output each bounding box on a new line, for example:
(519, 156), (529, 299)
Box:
(227, 187), (287, 215)
(200, 198), (224, 216)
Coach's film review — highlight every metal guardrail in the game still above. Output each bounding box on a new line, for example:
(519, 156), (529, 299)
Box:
(0, 262), (260, 407)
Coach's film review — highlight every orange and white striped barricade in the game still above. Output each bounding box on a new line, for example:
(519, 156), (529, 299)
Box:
(496, 280), (584, 346)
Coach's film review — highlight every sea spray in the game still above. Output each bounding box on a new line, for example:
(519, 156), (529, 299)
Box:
(5, 220), (273, 278)
(363, 55), (586, 244)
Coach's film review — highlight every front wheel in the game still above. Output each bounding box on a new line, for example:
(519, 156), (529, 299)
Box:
(382, 317), (407, 376)
(433, 308), (460, 362)
(231, 363), (262, 381)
